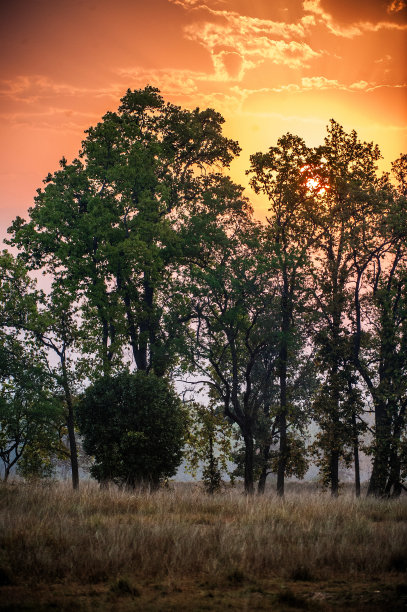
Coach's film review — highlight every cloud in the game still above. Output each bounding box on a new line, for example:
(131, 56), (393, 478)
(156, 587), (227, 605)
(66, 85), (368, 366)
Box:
(374, 54), (393, 63)
(303, 0), (407, 37)
(299, 77), (402, 92)
(0, 69), (245, 125)
(168, 2), (321, 79)
(116, 67), (203, 96)
(184, 17), (321, 79)
(387, 0), (407, 13)
(235, 79), (406, 96)
(0, 75), (121, 104)
(0, 106), (98, 131)
(169, 0), (224, 7)
(301, 76), (340, 89)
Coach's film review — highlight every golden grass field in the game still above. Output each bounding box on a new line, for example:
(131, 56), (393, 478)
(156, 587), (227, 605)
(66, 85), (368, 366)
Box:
(0, 481), (406, 611)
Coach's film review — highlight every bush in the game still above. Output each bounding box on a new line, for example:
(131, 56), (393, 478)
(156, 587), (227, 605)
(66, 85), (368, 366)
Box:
(77, 371), (185, 488)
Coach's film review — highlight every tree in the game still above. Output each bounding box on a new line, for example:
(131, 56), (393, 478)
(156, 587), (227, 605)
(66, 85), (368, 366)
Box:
(247, 133), (318, 495)
(76, 371), (186, 488)
(0, 251), (68, 481)
(184, 215), (279, 494)
(0, 365), (66, 482)
(0, 249), (82, 489)
(29, 286), (84, 489)
(184, 401), (234, 494)
(310, 120), (382, 496)
(9, 86), (242, 377)
(350, 157), (407, 496)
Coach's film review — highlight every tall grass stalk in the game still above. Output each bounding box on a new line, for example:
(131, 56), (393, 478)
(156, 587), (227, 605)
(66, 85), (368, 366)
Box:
(1, 481), (406, 585)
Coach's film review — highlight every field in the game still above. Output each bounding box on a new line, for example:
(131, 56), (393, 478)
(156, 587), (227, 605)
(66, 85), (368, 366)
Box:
(0, 481), (406, 611)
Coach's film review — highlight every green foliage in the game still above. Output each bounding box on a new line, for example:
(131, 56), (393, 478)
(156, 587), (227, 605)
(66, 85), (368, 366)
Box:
(77, 371), (186, 488)
(3, 92), (407, 497)
(0, 251), (68, 481)
(9, 86), (244, 377)
(0, 356), (67, 481)
(183, 215), (281, 493)
(184, 402), (234, 493)
(232, 431), (309, 483)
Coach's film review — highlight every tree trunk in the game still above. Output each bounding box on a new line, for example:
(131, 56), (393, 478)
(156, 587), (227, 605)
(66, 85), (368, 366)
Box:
(367, 401), (391, 497)
(385, 446), (402, 498)
(66, 398), (79, 490)
(257, 443), (270, 495)
(329, 354), (341, 497)
(258, 403), (272, 495)
(277, 279), (289, 498)
(243, 432), (254, 495)
(330, 449), (339, 497)
(352, 411), (361, 498)
(61, 361), (79, 490)
(277, 410), (287, 497)
(386, 403), (405, 498)
(138, 275), (154, 372)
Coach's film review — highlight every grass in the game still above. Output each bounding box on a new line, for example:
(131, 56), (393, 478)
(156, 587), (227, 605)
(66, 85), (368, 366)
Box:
(0, 480), (406, 610)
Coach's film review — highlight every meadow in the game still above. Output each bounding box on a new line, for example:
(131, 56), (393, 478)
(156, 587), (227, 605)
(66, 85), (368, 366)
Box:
(0, 481), (406, 611)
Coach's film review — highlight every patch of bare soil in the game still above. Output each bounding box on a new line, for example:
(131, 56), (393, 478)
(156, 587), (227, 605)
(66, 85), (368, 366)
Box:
(1, 575), (406, 611)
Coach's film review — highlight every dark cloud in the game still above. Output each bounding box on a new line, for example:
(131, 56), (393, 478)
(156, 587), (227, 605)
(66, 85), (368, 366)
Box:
(180, 0), (306, 23)
(320, 0), (407, 25)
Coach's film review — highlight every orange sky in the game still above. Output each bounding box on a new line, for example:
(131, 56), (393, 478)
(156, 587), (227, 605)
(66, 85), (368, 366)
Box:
(1, 0), (406, 236)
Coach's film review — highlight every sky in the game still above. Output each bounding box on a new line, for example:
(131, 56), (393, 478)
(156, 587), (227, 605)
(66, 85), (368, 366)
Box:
(0, 0), (406, 237)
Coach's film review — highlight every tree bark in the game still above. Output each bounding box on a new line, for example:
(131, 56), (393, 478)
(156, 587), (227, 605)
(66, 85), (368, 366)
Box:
(277, 272), (289, 498)
(258, 444), (270, 495)
(367, 401), (391, 497)
(277, 410), (287, 497)
(243, 432), (254, 495)
(330, 449), (339, 497)
(258, 403), (273, 495)
(384, 410), (404, 498)
(352, 411), (361, 498)
(61, 360), (79, 490)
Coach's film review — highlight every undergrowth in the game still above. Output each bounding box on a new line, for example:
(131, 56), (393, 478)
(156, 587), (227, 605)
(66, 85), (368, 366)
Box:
(0, 481), (406, 586)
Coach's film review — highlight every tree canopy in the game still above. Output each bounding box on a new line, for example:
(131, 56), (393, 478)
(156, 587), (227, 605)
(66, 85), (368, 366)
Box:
(2, 88), (406, 497)
(76, 371), (185, 488)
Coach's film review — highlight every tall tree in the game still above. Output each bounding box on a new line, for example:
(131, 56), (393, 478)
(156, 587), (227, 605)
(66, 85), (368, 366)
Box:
(350, 156), (407, 496)
(310, 120), (381, 496)
(247, 133), (317, 495)
(183, 214), (279, 494)
(9, 86), (241, 377)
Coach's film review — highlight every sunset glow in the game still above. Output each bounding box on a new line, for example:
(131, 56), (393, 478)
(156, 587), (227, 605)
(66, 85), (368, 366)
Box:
(0, 0), (406, 233)
(306, 176), (327, 195)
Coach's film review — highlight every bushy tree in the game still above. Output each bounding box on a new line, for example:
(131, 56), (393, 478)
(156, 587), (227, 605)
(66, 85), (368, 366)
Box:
(0, 251), (68, 481)
(0, 250), (82, 488)
(77, 371), (186, 488)
(183, 215), (280, 494)
(9, 86), (242, 377)
(0, 362), (66, 482)
(184, 401), (234, 494)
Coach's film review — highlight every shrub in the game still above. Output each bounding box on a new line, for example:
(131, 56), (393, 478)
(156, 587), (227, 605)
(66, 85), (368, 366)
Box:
(77, 371), (185, 488)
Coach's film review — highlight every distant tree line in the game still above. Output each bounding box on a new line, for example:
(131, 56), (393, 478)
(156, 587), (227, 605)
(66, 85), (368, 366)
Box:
(1, 86), (406, 497)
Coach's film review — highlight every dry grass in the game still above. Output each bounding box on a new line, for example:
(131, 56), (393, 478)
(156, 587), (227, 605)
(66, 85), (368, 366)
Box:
(0, 481), (406, 609)
(1, 481), (406, 584)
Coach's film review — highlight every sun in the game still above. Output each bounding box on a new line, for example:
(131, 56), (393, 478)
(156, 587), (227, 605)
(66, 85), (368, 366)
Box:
(300, 166), (329, 195)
